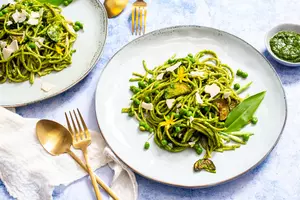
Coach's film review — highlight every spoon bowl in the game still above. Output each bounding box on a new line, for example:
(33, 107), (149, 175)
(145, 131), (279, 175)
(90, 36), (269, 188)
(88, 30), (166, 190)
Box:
(36, 119), (73, 156)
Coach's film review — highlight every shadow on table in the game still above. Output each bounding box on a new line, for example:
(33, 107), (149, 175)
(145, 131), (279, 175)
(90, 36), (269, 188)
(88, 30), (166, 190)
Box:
(263, 50), (300, 85)
(137, 153), (273, 199)
(0, 181), (13, 200)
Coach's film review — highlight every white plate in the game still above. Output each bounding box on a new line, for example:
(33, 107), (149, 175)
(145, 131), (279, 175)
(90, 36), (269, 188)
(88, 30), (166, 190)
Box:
(0, 0), (107, 107)
(95, 26), (287, 188)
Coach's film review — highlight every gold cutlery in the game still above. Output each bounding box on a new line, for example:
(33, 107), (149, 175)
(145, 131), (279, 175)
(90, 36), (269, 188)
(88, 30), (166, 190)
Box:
(132, 0), (147, 35)
(36, 119), (119, 200)
(65, 109), (102, 200)
(104, 0), (129, 18)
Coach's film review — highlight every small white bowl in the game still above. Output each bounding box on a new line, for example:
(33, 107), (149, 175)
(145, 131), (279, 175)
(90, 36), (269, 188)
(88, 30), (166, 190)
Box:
(265, 23), (300, 67)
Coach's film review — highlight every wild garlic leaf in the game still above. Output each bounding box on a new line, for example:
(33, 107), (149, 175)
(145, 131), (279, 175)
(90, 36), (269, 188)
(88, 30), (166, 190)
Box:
(225, 91), (266, 132)
(37, 0), (64, 6)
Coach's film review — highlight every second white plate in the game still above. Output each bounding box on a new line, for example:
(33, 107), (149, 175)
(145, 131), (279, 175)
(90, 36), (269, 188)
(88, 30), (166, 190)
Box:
(0, 0), (107, 107)
(95, 26), (287, 187)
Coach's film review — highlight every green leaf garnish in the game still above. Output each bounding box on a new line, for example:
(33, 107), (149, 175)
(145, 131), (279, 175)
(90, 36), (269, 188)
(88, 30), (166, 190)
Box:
(37, 0), (64, 6)
(225, 91), (266, 132)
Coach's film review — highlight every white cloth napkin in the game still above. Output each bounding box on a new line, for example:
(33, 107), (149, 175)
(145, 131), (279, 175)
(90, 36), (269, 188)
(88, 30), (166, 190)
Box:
(0, 107), (138, 200)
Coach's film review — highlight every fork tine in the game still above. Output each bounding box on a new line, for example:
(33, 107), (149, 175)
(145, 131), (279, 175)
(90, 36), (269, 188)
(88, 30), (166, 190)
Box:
(135, 7), (139, 35)
(69, 111), (80, 140)
(143, 7), (147, 34)
(139, 7), (143, 35)
(65, 112), (75, 140)
(77, 109), (90, 139)
(131, 6), (135, 35)
(77, 109), (88, 131)
(73, 110), (85, 139)
(65, 112), (72, 133)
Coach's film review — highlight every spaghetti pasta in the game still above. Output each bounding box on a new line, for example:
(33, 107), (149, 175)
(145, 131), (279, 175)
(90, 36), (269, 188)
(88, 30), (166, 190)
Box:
(122, 50), (255, 172)
(0, 0), (77, 84)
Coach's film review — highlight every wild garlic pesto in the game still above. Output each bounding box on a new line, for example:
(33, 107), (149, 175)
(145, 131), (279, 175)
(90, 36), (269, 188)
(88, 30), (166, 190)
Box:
(270, 31), (300, 63)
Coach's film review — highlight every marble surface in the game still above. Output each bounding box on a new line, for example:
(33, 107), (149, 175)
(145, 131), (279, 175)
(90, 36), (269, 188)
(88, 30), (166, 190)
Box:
(1, 0), (300, 199)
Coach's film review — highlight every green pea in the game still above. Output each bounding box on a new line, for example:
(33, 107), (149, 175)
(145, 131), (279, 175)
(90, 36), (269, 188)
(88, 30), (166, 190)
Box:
(195, 147), (203, 155)
(234, 83), (240, 90)
(63, 1), (69, 6)
(148, 78), (154, 84)
(130, 86), (136, 93)
(32, 6), (39, 12)
(74, 25), (80, 32)
(139, 121), (146, 127)
(138, 81), (146, 89)
(194, 143), (200, 149)
(144, 124), (150, 130)
(179, 108), (188, 116)
(161, 139), (168, 146)
(149, 128), (154, 133)
(202, 106), (209, 113)
(133, 99), (140, 105)
(154, 82), (159, 88)
(188, 53), (193, 58)
(130, 86), (140, 94)
(167, 59), (174, 64)
(28, 2), (33, 6)
(28, 42), (36, 49)
(0, 12), (3, 17)
(175, 126), (181, 133)
(242, 134), (250, 142)
(144, 142), (150, 149)
(68, 0), (73, 3)
(136, 88), (141, 93)
(139, 126), (146, 131)
(170, 83), (175, 89)
(236, 69), (243, 76)
(186, 111), (193, 117)
(241, 72), (248, 78)
(144, 96), (150, 103)
(75, 21), (83, 29)
(251, 116), (258, 124)
(174, 113), (180, 119)
(2, 9), (8, 14)
(190, 57), (195, 63)
(169, 112), (175, 117)
(128, 111), (134, 117)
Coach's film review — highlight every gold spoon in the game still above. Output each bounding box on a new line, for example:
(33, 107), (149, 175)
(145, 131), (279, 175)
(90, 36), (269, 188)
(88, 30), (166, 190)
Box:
(104, 0), (129, 18)
(36, 119), (119, 200)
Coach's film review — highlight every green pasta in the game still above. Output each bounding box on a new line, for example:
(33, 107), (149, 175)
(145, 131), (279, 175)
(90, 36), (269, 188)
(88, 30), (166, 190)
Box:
(0, 0), (78, 84)
(122, 50), (255, 173)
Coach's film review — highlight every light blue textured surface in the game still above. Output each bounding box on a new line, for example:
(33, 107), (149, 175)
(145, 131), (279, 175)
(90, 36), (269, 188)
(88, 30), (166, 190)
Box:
(1, 0), (300, 199)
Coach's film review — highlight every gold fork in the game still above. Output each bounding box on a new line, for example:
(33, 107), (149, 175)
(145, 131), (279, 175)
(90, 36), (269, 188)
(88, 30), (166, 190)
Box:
(65, 109), (102, 200)
(132, 0), (147, 35)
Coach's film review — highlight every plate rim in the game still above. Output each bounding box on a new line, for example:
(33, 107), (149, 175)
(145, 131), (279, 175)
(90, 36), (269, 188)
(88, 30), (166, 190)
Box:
(2, 0), (108, 108)
(95, 25), (288, 188)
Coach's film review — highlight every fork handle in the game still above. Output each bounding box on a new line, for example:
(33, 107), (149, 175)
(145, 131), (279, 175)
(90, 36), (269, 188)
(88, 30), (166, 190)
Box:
(67, 149), (120, 200)
(82, 149), (102, 200)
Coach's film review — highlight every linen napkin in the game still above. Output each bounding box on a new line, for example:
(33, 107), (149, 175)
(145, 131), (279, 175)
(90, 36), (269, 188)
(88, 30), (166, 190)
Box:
(0, 107), (138, 200)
